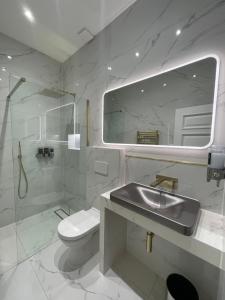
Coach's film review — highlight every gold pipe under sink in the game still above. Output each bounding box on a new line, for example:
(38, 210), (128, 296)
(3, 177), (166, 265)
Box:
(146, 232), (154, 253)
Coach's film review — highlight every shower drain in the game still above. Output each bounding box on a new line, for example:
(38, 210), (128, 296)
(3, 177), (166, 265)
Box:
(54, 208), (70, 220)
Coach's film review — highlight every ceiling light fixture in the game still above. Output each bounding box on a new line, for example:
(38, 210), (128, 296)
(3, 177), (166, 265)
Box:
(141, 89), (144, 93)
(7, 55), (12, 60)
(107, 66), (112, 71)
(2, 67), (6, 72)
(23, 7), (35, 23)
(135, 52), (140, 57)
(176, 29), (181, 36)
(192, 74), (197, 78)
(0, 78), (2, 81)
(163, 83), (167, 87)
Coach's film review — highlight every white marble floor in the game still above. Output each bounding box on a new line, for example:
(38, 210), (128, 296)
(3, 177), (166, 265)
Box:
(16, 206), (62, 258)
(0, 238), (166, 300)
(0, 207), (166, 300)
(0, 206), (66, 274)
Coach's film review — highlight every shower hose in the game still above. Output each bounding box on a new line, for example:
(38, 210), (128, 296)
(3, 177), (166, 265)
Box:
(18, 141), (28, 199)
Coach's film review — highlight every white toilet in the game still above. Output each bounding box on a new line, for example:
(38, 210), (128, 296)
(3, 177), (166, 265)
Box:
(57, 207), (100, 268)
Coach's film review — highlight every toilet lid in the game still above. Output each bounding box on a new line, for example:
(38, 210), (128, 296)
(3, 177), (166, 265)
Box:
(57, 208), (100, 241)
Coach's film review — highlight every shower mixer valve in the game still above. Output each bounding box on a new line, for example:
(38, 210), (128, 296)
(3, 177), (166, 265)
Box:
(36, 147), (54, 159)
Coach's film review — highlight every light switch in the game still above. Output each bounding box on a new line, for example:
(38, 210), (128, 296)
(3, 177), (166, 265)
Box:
(94, 161), (108, 176)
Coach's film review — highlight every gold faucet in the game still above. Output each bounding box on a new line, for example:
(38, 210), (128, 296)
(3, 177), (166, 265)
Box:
(150, 175), (178, 193)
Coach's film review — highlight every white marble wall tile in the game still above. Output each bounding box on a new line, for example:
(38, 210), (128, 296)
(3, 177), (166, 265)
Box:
(0, 32), (60, 87)
(61, 0), (225, 214)
(0, 181), (15, 227)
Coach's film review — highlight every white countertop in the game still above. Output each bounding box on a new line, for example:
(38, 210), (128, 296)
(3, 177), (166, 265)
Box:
(101, 187), (225, 270)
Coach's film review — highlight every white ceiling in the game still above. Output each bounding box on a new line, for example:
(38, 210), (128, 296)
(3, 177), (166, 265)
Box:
(0, 0), (136, 62)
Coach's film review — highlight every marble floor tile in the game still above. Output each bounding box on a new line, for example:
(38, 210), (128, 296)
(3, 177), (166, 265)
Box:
(0, 224), (26, 275)
(0, 260), (48, 300)
(16, 206), (61, 258)
(0, 208), (166, 300)
(30, 240), (142, 300)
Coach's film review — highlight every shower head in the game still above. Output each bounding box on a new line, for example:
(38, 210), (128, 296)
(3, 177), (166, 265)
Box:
(7, 77), (26, 101)
(38, 88), (76, 99)
(38, 89), (66, 99)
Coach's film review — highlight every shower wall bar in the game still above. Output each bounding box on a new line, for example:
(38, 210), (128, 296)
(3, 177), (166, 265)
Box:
(7, 77), (26, 100)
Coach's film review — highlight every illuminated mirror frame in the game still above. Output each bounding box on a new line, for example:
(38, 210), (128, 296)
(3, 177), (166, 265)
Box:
(102, 54), (220, 150)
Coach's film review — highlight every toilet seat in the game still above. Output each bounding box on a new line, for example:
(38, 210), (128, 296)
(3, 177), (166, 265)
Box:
(57, 207), (100, 241)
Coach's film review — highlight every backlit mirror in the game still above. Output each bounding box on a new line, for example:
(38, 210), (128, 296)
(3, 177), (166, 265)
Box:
(103, 57), (218, 147)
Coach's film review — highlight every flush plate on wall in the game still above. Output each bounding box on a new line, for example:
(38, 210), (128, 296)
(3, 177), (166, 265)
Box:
(94, 161), (109, 176)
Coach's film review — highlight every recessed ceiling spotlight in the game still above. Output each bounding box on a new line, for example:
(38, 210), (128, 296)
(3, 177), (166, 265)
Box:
(0, 78), (2, 81)
(163, 83), (167, 87)
(192, 74), (197, 78)
(2, 67), (6, 72)
(176, 29), (181, 36)
(7, 55), (12, 60)
(107, 66), (112, 71)
(23, 7), (35, 23)
(135, 52), (140, 57)
(141, 89), (144, 93)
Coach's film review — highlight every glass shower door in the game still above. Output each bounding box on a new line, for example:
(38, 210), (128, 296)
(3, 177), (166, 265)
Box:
(9, 77), (74, 259)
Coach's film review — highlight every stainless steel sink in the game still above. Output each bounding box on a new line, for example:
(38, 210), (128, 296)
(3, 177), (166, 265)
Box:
(110, 183), (200, 235)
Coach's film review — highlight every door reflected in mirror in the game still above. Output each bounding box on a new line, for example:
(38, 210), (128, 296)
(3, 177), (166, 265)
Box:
(103, 57), (218, 147)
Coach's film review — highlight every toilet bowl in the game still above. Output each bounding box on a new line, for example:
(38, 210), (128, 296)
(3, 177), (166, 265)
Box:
(57, 207), (100, 268)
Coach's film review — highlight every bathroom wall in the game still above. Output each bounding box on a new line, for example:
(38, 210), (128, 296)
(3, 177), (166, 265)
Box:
(62, 0), (225, 213)
(61, 0), (225, 298)
(0, 32), (62, 226)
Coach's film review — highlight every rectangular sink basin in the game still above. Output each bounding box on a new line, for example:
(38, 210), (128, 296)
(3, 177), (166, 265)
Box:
(110, 183), (200, 235)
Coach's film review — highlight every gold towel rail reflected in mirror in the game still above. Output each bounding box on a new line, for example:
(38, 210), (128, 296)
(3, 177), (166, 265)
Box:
(137, 131), (159, 145)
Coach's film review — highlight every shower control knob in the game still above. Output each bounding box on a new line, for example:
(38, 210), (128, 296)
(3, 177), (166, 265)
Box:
(36, 147), (44, 158)
(49, 148), (54, 158)
(36, 147), (54, 159)
(44, 147), (49, 157)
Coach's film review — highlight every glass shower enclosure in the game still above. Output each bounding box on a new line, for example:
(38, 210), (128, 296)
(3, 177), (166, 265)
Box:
(9, 76), (77, 260)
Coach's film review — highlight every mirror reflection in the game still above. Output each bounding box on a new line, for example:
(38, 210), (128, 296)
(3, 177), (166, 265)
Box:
(103, 57), (217, 147)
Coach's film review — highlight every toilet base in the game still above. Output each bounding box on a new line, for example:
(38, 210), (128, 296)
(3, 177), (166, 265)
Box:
(61, 230), (99, 270)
